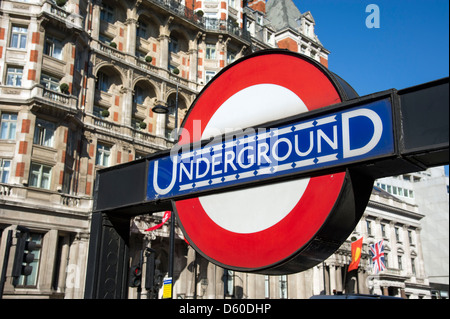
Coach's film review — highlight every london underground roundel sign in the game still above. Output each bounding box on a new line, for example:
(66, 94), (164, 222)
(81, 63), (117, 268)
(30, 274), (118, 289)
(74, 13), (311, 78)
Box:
(175, 50), (373, 274)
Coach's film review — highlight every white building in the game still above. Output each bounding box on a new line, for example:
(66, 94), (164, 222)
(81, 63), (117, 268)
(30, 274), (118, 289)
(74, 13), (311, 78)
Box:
(376, 167), (449, 298)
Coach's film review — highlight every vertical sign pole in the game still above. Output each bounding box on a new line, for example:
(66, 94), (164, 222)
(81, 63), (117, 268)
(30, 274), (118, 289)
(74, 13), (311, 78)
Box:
(168, 201), (176, 299)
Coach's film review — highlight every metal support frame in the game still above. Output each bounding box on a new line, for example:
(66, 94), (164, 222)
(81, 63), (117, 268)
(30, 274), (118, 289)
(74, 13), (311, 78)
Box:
(85, 77), (448, 299)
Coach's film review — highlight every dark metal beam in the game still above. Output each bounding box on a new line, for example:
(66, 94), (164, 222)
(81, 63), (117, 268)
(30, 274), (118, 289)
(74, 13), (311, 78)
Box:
(92, 77), (448, 216)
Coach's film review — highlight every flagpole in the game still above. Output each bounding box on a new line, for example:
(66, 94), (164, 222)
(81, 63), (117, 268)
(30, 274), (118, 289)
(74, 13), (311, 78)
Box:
(168, 203), (176, 299)
(343, 264), (348, 294)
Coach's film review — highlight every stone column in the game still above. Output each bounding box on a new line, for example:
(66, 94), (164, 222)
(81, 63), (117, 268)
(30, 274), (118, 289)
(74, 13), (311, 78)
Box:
(56, 235), (70, 293)
(188, 48), (198, 83)
(120, 86), (133, 128)
(329, 263), (336, 294)
(159, 34), (170, 71)
(125, 18), (138, 56)
(90, 0), (102, 41)
(313, 265), (322, 295)
(336, 265), (343, 293)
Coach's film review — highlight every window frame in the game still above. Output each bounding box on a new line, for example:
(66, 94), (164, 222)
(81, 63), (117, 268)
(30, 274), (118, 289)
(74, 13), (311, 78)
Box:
(6, 66), (23, 87)
(205, 44), (216, 60)
(9, 26), (28, 50)
(0, 113), (18, 140)
(40, 74), (61, 92)
(29, 162), (52, 190)
(0, 158), (11, 183)
(43, 35), (63, 60)
(33, 118), (56, 148)
(95, 143), (111, 167)
(100, 4), (115, 23)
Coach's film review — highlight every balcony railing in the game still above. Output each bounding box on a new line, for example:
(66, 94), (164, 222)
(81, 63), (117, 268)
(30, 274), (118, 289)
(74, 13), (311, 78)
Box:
(35, 86), (79, 112)
(0, 182), (92, 212)
(42, 0), (85, 30)
(98, 41), (127, 60)
(147, 0), (251, 42)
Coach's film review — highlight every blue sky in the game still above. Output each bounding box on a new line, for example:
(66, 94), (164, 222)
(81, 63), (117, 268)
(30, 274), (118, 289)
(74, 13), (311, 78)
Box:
(293, 0), (449, 95)
(292, 0), (449, 176)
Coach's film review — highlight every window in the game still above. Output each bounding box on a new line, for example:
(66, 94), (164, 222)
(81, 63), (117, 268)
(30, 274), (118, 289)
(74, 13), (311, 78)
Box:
(40, 74), (60, 91)
(205, 71), (216, 83)
(136, 22), (147, 39)
(381, 223), (386, 238)
(44, 36), (63, 60)
(224, 270), (234, 297)
(134, 86), (145, 105)
(279, 275), (288, 299)
(227, 51), (236, 64)
(96, 71), (110, 92)
(74, 48), (82, 72)
(16, 233), (42, 287)
(97, 105), (108, 119)
(62, 170), (73, 194)
(395, 227), (401, 242)
(205, 13), (217, 29)
(100, 4), (115, 23)
(411, 258), (416, 275)
(29, 163), (52, 189)
(384, 252), (389, 268)
(33, 119), (55, 147)
(10, 26), (27, 49)
(93, 105), (109, 119)
(366, 220), (372, 236)
(0, 159), (11, 183)
(169, 36), (179, 54)
(1, 113), (17, 140)
(257, 15), (263, 25)
(6, 67), (23, 87)
(408, 230), (414, 245)
(99, 34), (113, 46)
(393, 186), (398, 195)
(397, 255), (403, 270)
(96, 143), (111, 167)
(305, 23), (310, 36)
(167, 96), (177, 116)
(206, 44), (216, 60)
(66, 130), (75, 157)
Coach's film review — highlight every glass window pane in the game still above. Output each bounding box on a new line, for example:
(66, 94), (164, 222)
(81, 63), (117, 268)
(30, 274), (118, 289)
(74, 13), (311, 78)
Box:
(53, 45), (62, 59)
(1, 124), (8, 139)
(11, 34), (19, 48)
(29, 165), (40, 187)
(20, 35), (27, 49)
(102, 153), (110, 166)
(1, 159), (11, 183)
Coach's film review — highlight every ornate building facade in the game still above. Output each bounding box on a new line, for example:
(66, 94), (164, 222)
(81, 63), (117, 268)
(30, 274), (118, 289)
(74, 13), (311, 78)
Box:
(0, 0), (431, 299)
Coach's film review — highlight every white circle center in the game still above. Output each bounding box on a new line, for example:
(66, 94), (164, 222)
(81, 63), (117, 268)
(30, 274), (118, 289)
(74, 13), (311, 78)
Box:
(199, 84), (311, 234)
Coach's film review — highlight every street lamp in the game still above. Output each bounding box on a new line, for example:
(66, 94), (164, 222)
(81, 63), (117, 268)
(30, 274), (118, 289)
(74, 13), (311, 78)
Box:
(151, 83), (179, 142)
(152, 104), (170, 114)
(150, 83), (179, 299)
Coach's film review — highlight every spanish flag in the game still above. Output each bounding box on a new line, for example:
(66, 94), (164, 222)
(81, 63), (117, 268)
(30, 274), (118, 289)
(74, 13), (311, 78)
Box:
(348, 237), (363, 272)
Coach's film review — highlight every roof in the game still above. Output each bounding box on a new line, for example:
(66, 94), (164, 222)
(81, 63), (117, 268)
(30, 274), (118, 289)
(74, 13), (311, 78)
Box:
(266, 0), (303, 31)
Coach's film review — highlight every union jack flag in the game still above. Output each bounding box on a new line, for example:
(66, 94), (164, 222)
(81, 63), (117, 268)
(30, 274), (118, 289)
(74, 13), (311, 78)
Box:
(370, 240), (386, 274)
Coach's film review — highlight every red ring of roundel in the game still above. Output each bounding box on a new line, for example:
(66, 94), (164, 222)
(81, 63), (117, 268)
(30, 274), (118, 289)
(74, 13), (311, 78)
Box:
(175, 52), (346, 271)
